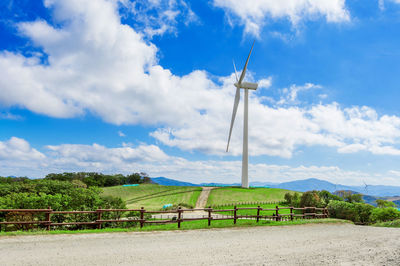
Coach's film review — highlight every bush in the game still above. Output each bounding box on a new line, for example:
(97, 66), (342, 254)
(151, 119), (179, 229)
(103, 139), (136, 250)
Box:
(318, 190), (342, 205)
(284, 193), (292, 205)
(376, 199), (396, 208)
(300, 191), (321, 207)
(0, 179), (125, 211)
(285, 190), (342, 208)
(335, 191), (363, 203)
(370, 207), (400, 223)
(373, 219), (400, 227)
(283, 192), (300, 207)
(327, 200), (374, 224)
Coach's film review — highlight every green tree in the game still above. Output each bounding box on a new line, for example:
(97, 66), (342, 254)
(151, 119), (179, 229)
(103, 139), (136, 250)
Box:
(376, 199), (396, 208)
(299, 191), (321, 207)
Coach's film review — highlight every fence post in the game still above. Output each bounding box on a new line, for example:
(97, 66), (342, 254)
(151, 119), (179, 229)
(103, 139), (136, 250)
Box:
(303, 207), (305, 219)
(233, 205), (237, 224)
(140, 207), (144, 228)
(275, 206), (279, 221)
(257, 206), (260, 223)
(313, 207), (316, 219)
(97, 207), (102, 229)
(46, 206), (51, 231)
(177, 207), (182, 229)
(208, 206), (212, 226)
(290, 207), (293, 221)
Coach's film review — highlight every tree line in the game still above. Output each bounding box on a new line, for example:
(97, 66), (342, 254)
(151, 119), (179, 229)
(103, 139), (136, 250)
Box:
(284, 190), (400, 224)
(0, 172), (152, 212)
(44, 172), (151, 187)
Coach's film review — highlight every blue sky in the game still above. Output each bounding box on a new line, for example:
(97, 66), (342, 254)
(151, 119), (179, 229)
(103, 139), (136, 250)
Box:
(1, 0), (400, 186)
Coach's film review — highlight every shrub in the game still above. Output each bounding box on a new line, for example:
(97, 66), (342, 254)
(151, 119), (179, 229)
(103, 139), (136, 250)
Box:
(318, 190), (342, 205)
(376, 199), (396, 208)
(300, 191), (322, 207)
(370, 207), (400, 223)
(327, 200), (374, 224)
(335, 191), (363, 203)
(284, 193), (292, 205)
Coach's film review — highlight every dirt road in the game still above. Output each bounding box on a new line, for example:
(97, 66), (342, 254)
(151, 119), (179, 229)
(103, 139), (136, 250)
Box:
(195, 186), (215, 208)
(1, 223), (400, 265)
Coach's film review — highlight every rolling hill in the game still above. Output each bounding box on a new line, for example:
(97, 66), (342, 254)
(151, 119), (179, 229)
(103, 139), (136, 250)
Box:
(151, 177), (400, 197)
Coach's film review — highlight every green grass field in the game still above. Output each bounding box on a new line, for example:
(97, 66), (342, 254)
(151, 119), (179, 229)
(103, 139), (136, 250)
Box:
(207, 187), (296, 206)
(102, 184), (202, 210)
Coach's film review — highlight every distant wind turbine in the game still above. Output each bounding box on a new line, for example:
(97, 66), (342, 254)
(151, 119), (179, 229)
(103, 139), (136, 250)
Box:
(226, 41), (258, 188)
(363, 180), (369, 195)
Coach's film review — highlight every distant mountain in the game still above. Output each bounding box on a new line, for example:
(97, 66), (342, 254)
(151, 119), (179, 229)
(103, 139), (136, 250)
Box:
(271, 178), (400, 197)
(250, 181), (279, 187)
(270, 178), (345, 192)
(151, 177), (400, 197)
(151, 177), (200, 187)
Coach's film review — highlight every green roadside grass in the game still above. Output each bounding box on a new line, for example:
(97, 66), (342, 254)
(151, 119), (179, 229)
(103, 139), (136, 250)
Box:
(101, 184), (202, 210)
(372, 219), (400, 228)
(0, 218), (351, 237)
(207, 187), (298, 206)
(213, 203), (292, 216)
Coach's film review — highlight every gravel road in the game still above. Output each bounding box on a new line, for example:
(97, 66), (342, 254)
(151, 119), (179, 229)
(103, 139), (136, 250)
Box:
(1, 223), (400, 265)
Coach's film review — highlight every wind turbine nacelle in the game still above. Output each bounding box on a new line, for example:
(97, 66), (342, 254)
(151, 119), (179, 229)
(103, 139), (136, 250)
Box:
(237, 82), (258, 90)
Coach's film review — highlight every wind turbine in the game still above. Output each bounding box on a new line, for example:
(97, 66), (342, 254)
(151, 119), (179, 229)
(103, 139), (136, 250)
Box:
(226, 41), (258, 188)
(363, 180), (369, 195)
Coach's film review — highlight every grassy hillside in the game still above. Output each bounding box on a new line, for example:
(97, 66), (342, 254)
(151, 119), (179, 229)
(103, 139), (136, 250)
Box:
(207, 187), (296, 206)
(102, 184), (202, 210)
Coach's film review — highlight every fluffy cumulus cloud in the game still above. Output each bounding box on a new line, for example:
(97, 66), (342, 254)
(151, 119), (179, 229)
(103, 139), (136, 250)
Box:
(1, 0), (400, 161)
(0, 137), (46, 177)
(0, 137), (45, 161)
(212, 0), (350, 36)
(152, 99), (400, 158)
(1, 136), (400, 186)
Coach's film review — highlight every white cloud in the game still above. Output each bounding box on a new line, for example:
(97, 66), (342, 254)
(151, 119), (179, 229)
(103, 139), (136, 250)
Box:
(47, 142), (170, 165)
(379, 0), (385, 10)
(277, 83), (321, 105)
(118, 131), (126, 137)
(378, 0), (400, 10)
(212, 0), (350, 36)
(1, 0), (400, 160)
(0, 112), (22, 120)
(0, 137), (45, 161)
(1, 136), (400, 186)
(119, 0), (199, 38)
(257, 77), (272, 90)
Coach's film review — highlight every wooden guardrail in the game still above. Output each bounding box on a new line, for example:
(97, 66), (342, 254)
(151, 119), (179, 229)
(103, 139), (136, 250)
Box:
(0, 206), (329, 231)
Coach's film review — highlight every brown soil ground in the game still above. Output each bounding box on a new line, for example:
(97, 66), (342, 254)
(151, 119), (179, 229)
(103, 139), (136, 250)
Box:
(1, 223), (400, 265)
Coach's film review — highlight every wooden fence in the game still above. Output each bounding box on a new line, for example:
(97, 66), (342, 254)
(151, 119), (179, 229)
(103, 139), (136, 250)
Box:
(210, 201), (284, 208)
(0, 206), (329, 231)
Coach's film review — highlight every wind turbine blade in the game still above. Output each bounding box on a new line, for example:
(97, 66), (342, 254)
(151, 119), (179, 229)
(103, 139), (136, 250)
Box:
(226, 87), (240, 152)
(233, 60), (239, 82)
(238, 40), (255, 85)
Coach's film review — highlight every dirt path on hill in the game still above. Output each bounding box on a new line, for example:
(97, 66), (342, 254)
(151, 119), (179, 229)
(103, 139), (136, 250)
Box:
(195, 187), (215, 208)
(152, 187), (222, 219)
(1, 223), (400, 265)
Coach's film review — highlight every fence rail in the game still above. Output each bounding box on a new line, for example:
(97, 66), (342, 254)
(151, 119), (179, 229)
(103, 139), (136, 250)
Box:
(210, 201), (284, 208)
(0, 206), (329, 231)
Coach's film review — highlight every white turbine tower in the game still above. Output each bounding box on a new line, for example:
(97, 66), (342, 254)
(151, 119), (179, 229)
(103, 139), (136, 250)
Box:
(226, 41), (258, 189)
